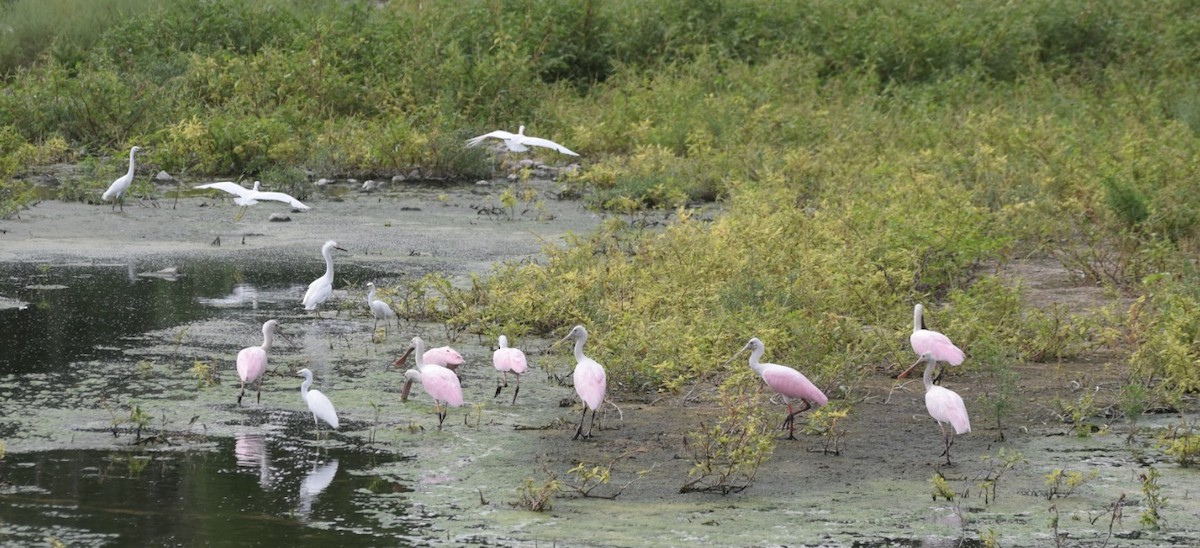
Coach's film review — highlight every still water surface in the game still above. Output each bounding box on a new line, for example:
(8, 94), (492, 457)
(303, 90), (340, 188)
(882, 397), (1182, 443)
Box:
(0, 259), (427, 546)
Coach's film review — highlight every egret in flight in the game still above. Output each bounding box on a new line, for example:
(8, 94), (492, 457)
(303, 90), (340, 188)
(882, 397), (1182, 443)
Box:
(194, 180), (310, 221)
(466, 125), (579, 156)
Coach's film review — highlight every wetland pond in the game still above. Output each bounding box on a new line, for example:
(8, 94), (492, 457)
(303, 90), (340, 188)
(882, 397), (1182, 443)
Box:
(1, 181), (1199, 546)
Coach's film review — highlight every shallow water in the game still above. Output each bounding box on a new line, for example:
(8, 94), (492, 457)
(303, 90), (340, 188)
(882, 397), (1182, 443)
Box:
(0, 436), (415, 546)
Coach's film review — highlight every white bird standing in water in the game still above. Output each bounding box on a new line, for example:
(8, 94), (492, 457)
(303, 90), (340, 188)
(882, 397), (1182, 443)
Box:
(102, 146), (141, 212)
(297, 368), (339, 438)
(194, 180), (310, 221)
(366, 282), (397, 333)
(466, 125), (579, 156)
(302, 240), (347, 314)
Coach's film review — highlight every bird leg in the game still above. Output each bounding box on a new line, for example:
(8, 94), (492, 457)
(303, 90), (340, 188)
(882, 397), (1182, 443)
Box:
(436, 402), (447, 430)
(256, 377), (263, 404)
(494, 372), (507, 399)
(234, 205), (247, 222)
(237, 382), (246, 406)
(586, 407), (598, 438)
(781, 401), (813, 440)
(573, 406), (589, 440)
(932, 364), (945, 385)
(937, 423), (955, 465)
(511, 375), (521, 406)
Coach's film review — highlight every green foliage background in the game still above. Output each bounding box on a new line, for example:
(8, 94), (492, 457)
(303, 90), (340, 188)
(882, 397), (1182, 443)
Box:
(3, 0), (1200, 399)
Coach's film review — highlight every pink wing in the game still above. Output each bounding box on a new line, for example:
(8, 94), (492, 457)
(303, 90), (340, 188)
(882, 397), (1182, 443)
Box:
(911, 330), (964, 365)
(236, 346), (267, 383)
(493, 347), (528, 374)
(761, 364), (828, 407)
(926, 386), (971, 434)
(424, 346), (465, 369)
(573, 358), (607, 410)
(421, 365), (464, 407)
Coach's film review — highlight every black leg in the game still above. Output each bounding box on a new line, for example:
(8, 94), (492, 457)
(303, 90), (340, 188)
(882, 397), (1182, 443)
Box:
(511, 380), (520, 405)
(573, 406), (587, 440)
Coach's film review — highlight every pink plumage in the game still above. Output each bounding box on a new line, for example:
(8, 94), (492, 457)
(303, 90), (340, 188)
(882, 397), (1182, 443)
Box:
(237, 346), (267, 386)
(404, 336), (464, 429)
(413, 364), (464, 407)
(908, 351), (971, 464)
(493, 336), (528, 375)
(760, 366), (828, 408)
(423, 346), (464, 371)
(741, 337), (827, 440)
(926, 386), (971, 435)
(557, 325), (607, 439)
(235, 319), (282, 405)
(911, 304), (964, 365)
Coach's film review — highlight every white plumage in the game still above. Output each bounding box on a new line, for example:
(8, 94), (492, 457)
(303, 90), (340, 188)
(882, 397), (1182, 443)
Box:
(466, 125), (579, 156)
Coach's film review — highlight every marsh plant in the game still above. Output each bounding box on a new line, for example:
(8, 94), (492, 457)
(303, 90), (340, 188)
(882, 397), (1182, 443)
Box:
(1043, 468), (1098, 500)
(511, 475), (560, 512)
(1139, 467), (1166, 530)
(562, 451), (656, 499)
(1161, 421), (1200, 467)
(680, 386), (776, 495)
(931, 472), (956, 502)
(800, 404), (849, 455)
(977, 449), (1027, 505)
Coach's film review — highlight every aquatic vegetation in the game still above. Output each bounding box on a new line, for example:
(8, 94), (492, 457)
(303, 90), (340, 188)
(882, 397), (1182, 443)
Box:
(930, 473), (955, 502)
(1161, 422), (1200, 468)
(680, 386), (776, 495)
(977, 449), (1027, 505)
(511, 475), (560, 512)
(799, 404), (849, 455)
(1139, 467), (1167, 530)
(1043, 468), (1097, 500)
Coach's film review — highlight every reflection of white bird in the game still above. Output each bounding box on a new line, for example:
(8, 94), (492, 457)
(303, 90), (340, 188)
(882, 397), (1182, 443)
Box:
(102, 146), (141, 212)
(466, 125), (579, 156)
(297, 459), (339, 520)
(194, 180), (310, 221)
(197, 284), (260, 308)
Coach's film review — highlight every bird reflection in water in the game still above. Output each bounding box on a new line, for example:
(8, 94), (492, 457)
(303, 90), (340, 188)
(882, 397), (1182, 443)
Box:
(297, 459), (339, 520)
(198, 284), (260, 309)
(234, 433), (273, 489)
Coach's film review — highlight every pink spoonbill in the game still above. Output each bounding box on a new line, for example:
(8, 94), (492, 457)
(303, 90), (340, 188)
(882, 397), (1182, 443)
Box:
(900, 352), (971, 465)
(400, 336), (464, 430)
(731, 337), (828, 440)
(297, 368), (339, 439)
(392, 342), (465, 400)
(493, 335), (529, 404)
(553, 325), (607, 440)
(302, 240), (347, 315)
(236, 319), (290, 405)
(898, 303), (964, 383)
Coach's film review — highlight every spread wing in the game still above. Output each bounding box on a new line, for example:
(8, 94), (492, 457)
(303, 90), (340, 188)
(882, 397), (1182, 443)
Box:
(520, 136), (579, 156)
(255, 191), (310, 209)
(194, 181), (252, 198)
(466, 130), (516, 147)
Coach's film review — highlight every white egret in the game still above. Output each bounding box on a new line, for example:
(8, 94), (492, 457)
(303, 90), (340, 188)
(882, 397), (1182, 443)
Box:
(297, 368), (339, 438)
(194, 180), (310, 221)
(366, 282), (397, 333)
(102, 146), (141, 212)
(465, 125), (579, 156)
(302, 240), (347, 314)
